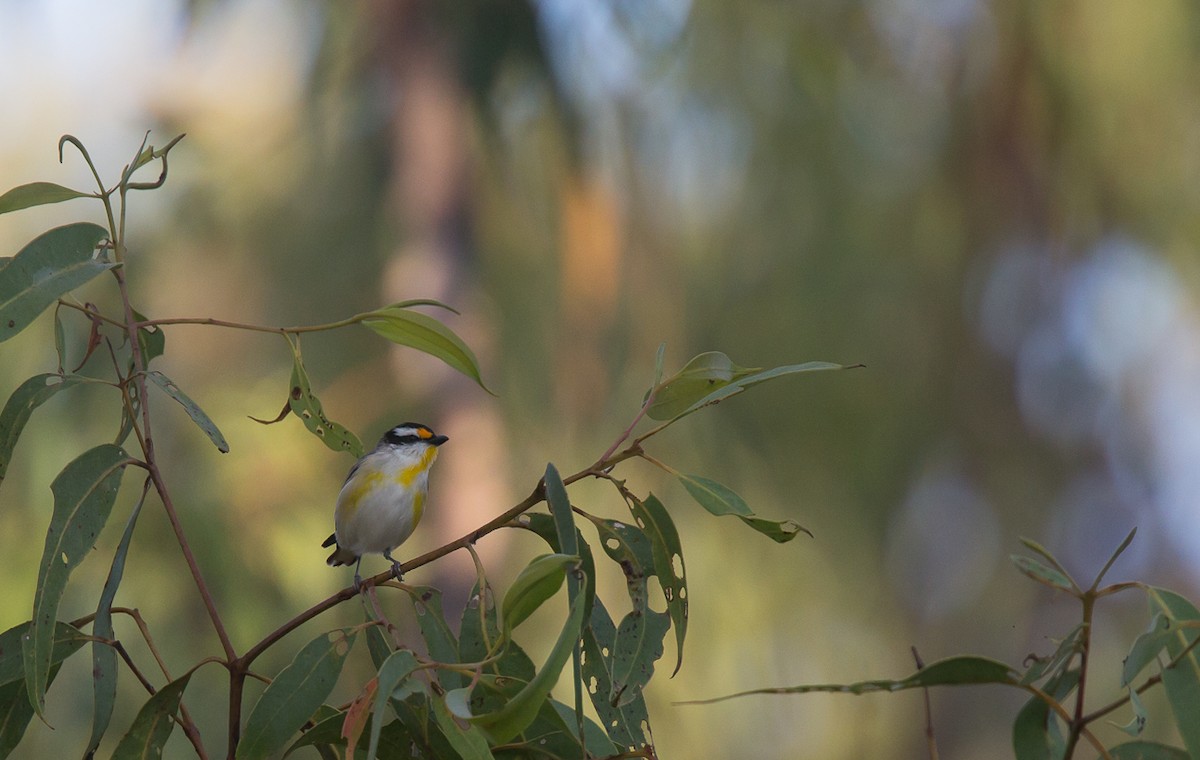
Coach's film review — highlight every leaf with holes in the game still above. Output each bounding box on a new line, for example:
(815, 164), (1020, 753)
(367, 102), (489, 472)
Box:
(360, 306), (493, 395)
(0, 223), (113, 343)
(25, 444), (129, 715)
(0, 374), (89, 486)
(0, 182), (90, 216)
(1146, 587), (1200, 757)
(110, 672), (192, 760)
(581, 597), (650, 751)
(630, 493), (687, 676)
(142, 371), (229, 453)
(285, 339), (363, 457)
(406, 586), (465, 689)
(236, 628), (358, 760)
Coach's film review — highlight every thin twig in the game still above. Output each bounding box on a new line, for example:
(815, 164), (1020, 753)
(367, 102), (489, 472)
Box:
(910, 647), (938, 760)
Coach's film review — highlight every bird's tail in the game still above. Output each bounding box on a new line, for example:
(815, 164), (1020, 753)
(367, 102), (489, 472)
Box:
(322, 533), (358, 567)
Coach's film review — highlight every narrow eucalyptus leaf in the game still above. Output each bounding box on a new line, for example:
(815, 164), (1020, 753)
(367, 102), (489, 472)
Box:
(1011, 555), (1076, 592)
(26, 444), (128, 715)
(0, 374), (88, 484)
(0, 182), (90, 215)
(1107, 687), (1147, 737)
(110, 672), (192, 760)
(0, 661), (69, 758)
(433, 690), (495, 760)
(368, 651), (421, 760)
(677, 474), (752, 517)
(1122, 614), (1175, 687)
(142, 371), (229, 453)
(1012, 692), (1064, 760)
(236, 629), (357, 760)
(500, 554), (573, 635)
(1145, 587), (1200, 757)
(1108, 741), (1191, 760)
(580, 598), (649, 751)
(406, 586), (464, 688)
(630, 493), (688, 676)
(0, 223), (112, 343)
(286, 340), (363, 457)
(0, 621), (87, 687)
(360, 307), (493, 395)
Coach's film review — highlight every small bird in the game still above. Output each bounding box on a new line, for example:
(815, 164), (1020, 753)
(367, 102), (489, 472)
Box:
(322, 422), (448, 589)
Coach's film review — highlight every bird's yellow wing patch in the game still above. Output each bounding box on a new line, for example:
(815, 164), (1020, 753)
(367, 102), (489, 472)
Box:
(412, 490), (426, 527)
(338, 469), (384, 521)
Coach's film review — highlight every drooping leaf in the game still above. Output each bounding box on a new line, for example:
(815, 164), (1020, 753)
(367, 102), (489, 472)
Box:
(682, 655), (1020, 704)
(26, 443), (129, 715)
(1122, 614), (1176, 687)
(580, 597), (650, 751)
(86, 481), (149, 757)
(0, 374), (88, 484)
(0, 223), (113, 344)
(142, 371), (229, 453)
(459, 580), (535, 684)
(0, 661), (69, 759)
(1011, 555), (1077, 593)
(585, 515), (669, 706)
(1145, 587), (1200, 757)
(285, 339), (363, 457)
(433, 690), (495, 760)
(1012, 693), (1064, 760)
(1108, 687), (1148, 737)
(0, 621), (87, 687)
(629, 493), (688, 676)
(514, 513), (596, 643)
(131, 310), (165, 367)
(367, 650), (420, 760)
(406, 586), (464, 689)
(677, 473), (811, 542)
(0, 182), (90, 215)
(471, 592), (587, 745)
(109, 672), (192, 760)
(342, 678), (377, 757)
(500, 553), (574, 635)
(1019, 624), (1083, 686)
(360, 306), (493, 395)
(236, 628), (358, 760)
(542, 463), (585, 744)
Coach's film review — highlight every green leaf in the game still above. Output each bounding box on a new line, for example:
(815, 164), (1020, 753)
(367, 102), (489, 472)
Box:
(543, 463), (585, 746)
(630, 493), (688, 677)
(131, 309), (165, 367)
(585, 515), (669, 706)
(500, 554), (574, 635)
(1109, 687), (1147, 737)
(0, 621), (87, 687)
(283, 709), (417, 759)
(1108, 741), (1191, 760)
(86, 482), (149, 757)
(472, 591), (587, 744)
(52, 306), (66, 372)
(0, 182), (90, 215)
(683, 655), (1019, 704)
(1145, 587), (1200, 757)
(285, 339), (364, 458)
(677, 473), (810, 542)
(236, 628), (358, 760)
(368, 651), (421, 760)
(1020, 624), (1083, 686)
(360, 306), (493, 395)
(0, 660), (70, 758)
(26, 443), (129, 715)
(1123, 614), (1176, 687)
(514, 513), (596, 646)
(1011, 555), (1077, 593)
(0, 374), (88, 485)
(459, 581), (535, 683)
(1012, 694), (1064, 760)
(580, 597), (650, 751)
(110, 672), (192, 760)
(0, 223), (113, 343)
(141, 371), (229, 453)
(433, 690), (495, 760)
(406, 586), (465, 689)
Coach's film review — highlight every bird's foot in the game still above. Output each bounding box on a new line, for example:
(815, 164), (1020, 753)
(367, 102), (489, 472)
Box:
(383, 550), (404, 582)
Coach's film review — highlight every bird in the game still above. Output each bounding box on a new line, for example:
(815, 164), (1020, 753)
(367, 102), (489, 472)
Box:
(322, 422), (448, 589)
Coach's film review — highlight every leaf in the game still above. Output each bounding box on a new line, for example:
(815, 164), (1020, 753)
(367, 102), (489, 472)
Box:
(1108, 687), (1148, 737)
(0, 182), (90, 215)
(1145, 587), (1200, 757)
(1123, 614), (1176, 687)
(131, 309), (165, 367)
(236, 628), (358, 760)
(110, 672), (192, 760)
(514, 513), (597, 647)
(1012, 693), (1064, 760)
(0, 223), (113, 343)
(585, 515), (669, 706)
(581, 597), (650, 751)
(471, 591), (587, 744)
(142, 371), (229, 453)
(0, 660), (69, 759)
(629, 493), (688, 677)
(360, 306), (493, 395)
(1108, 741), (1191, 759)
(681, 655), (1019, 704)
(543, 463), (585, 745)
(86, 481), (149, 757)
(1011, 555), (1077, 593)
(1093, 526), (1137, 589)
(285, 339), (363, 457)
(367, 650), (420, 760)
(433, 690), (495, 760)
(25, 443), (129, 715)
(342, 678), (376, 757)
(459, 580), (536, 684)
(406, 586), (465, 689)
(500, 554), (574, 635)
(677, 473), (810, 542)
(0, 374), (88, 484)
(0, 621), (87, 687)
(1020, 624), (1084, 686)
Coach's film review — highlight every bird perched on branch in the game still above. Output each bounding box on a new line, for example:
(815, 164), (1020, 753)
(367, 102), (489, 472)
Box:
(322, 422), (448, 589)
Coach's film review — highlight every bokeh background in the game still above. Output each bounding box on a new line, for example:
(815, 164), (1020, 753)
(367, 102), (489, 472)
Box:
(3, 1), (1200, 757)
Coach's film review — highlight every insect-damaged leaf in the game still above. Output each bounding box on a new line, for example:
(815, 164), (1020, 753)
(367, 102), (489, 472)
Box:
(581, 597), (651, 751)
(236, 628), (357, 760)
(25, 444), (129, 716)
(142, 371), (229, 453)
(0, 223), (113, 344)
(285, 338), (363, 458)
(629, 493), (688, 676)
(110, 672), (192, 760)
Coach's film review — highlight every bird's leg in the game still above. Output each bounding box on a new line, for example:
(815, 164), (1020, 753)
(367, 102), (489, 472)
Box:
(382, 548), (404, 581)
(353, 556), (364, 593)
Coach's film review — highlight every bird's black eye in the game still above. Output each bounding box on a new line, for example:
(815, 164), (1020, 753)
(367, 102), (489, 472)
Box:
(384, 430), (420, 446)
